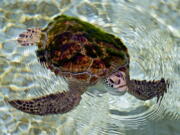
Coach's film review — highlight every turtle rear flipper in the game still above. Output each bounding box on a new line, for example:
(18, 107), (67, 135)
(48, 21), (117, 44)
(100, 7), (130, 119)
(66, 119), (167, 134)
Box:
(8, 89), (81, 115)
(128, 78), (169, 103)
(17, 28), (41, 46)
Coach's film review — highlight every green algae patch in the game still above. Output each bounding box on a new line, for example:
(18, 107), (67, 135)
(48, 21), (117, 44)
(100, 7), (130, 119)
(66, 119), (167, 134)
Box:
(106, 48), (125, 59)
(44, 15), (126, 50)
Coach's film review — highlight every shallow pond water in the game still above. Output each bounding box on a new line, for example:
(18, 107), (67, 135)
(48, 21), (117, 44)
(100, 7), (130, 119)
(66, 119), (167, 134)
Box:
(0, 0), (180, 135)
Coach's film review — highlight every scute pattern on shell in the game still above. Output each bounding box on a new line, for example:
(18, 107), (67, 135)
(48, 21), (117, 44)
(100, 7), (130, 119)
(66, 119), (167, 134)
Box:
(37, 15), (129, 84)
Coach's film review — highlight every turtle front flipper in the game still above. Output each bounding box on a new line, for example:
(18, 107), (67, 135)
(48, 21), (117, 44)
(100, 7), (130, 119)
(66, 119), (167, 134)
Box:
(128, 78), (169, 103)
(17, 28), (41, 46)
(8, 89), (81, 115)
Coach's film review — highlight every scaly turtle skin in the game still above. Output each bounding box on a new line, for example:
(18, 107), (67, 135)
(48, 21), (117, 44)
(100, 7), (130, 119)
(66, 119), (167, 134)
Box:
(9, 15), (168, 115)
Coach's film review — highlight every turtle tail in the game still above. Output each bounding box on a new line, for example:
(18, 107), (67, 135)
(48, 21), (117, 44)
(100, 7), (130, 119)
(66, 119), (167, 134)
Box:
(127, 78), (169, 103)
(17, 28), (41, 46)
(8, 90), (81, 115)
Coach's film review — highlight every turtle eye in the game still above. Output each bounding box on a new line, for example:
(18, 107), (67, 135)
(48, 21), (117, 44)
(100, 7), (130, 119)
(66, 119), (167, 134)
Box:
(116, 72), (122, 78)
(109, 79), (114, 83)
(118, 79), (121, 84)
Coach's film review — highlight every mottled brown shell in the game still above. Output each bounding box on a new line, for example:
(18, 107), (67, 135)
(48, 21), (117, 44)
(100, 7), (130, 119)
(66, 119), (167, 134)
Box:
(36, 15), (129, 85)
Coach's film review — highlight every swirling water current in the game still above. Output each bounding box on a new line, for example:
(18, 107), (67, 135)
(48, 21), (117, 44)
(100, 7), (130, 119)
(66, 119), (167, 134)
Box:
(0, 0), (180, 135)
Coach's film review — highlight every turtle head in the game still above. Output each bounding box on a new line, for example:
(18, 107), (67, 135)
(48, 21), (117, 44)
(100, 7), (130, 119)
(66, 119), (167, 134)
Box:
(105, 70), (128, 92)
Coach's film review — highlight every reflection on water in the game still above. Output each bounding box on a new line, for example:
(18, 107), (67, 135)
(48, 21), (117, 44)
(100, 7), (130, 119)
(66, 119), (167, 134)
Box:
(0, 0), (180, 135)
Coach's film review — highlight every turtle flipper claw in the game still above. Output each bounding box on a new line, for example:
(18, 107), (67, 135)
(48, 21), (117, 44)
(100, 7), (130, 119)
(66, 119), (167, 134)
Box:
(128, 78), (169, 103)
(17, 28), (41, 46)
(8, 90), (81, 115)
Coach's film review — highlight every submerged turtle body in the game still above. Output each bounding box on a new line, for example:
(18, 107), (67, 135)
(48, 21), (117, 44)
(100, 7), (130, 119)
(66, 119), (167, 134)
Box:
(37, 15), (129, 86)
(9, 15), (168, 115)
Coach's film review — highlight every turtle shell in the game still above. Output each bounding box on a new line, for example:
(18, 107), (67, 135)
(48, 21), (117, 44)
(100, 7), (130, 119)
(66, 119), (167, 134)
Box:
(37, 15), (129, 85)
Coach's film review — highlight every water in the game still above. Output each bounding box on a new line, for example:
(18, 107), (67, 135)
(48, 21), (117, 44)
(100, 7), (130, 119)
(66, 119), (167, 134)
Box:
(0, 0), (180, 135)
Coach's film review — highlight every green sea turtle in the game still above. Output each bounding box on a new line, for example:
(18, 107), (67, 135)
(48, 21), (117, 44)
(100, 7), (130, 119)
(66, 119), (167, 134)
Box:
(8, 15), (168, 115)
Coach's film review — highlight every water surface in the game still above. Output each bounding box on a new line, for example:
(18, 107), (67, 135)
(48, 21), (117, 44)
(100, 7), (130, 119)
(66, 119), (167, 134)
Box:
(0, 0), (180, 135)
